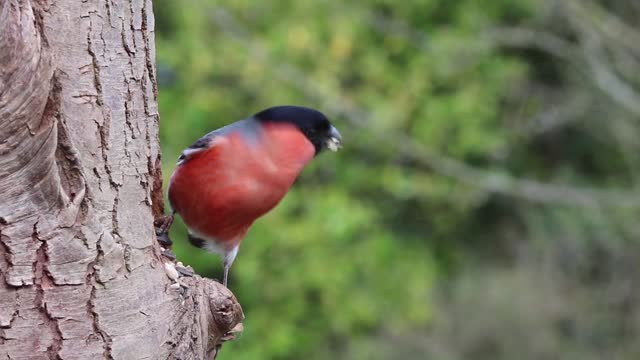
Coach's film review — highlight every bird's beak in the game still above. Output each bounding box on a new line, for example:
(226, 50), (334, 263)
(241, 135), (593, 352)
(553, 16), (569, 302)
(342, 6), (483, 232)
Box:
(326, 125), (342, 152)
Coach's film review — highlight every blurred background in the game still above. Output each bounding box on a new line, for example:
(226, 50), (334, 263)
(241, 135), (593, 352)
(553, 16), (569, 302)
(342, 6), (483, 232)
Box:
(153, 0), (640, 359)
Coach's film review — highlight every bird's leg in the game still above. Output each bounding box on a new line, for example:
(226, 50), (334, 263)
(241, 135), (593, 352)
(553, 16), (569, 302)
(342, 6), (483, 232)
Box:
(222, 255), (233, 287)
(223, 264), (229, 288)
(222, 246), (239, 287)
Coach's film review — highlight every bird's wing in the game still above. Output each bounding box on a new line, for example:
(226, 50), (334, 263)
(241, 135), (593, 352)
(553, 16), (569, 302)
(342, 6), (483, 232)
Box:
(177, 118), (260, 165)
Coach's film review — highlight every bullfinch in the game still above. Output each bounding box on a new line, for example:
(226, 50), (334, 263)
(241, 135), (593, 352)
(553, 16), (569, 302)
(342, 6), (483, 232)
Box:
(161, 106), (342, 287)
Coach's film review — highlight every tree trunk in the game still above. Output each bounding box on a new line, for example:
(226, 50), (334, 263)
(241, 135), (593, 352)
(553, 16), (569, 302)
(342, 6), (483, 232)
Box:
(0, 1), (243, 359)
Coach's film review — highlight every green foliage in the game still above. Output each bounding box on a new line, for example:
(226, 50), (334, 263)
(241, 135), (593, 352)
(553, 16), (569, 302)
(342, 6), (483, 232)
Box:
(154, 1), (530, 358)
(154, 0), (640, 358)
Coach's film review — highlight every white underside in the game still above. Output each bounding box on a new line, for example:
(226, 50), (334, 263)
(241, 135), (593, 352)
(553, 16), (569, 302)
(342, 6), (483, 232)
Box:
(188, 228), (240, 266)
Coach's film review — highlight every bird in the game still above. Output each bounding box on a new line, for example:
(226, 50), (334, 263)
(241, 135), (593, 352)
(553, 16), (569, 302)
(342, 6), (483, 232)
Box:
(159, 105), (342, 287)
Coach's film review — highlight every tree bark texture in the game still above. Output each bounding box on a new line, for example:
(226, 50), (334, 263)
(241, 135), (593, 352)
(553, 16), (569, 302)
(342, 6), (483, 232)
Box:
(0, 1), (243, 359)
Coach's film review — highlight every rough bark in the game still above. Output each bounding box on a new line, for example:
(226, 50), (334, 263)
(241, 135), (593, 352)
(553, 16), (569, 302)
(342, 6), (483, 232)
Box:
(0, 1), (243, 359)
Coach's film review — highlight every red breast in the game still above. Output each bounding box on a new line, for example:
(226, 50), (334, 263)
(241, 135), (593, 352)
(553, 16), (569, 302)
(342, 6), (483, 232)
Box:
(168, 122), (315, 250)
